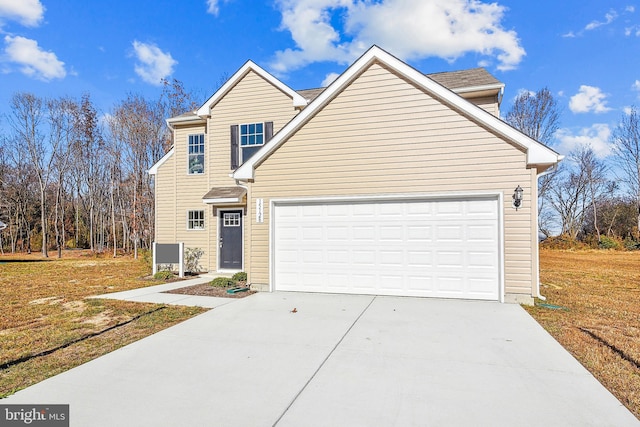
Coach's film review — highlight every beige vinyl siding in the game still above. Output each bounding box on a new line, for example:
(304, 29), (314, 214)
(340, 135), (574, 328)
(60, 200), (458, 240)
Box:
(154, 153), (177, 243)
(207, 70), (299, 188)
(247, 62), (535, 297)
(163, 123), (211, 268)
(468, 95), (500, 116)
(203, 70), (299, 270)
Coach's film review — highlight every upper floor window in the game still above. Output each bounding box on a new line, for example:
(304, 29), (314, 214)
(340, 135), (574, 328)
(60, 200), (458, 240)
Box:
(230, 122), (273, 169)
(240, 123), (264, 163)
(188, 134), (205, 174)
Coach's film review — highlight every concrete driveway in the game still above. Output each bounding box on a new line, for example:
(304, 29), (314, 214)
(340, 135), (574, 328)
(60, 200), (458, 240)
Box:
(4, 292), (638, 426)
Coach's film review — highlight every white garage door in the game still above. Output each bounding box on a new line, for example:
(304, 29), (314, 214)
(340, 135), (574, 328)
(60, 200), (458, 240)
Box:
(273, 197), (501, 300)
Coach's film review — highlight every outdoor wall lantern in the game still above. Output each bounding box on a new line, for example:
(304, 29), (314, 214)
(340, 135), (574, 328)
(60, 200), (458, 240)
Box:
(513, 185), (524, 210)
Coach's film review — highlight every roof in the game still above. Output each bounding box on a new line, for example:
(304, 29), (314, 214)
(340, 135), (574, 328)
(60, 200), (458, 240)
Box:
(292, 69), (501, 104)
(202, 187), (247, 205)
(233, 45), (561, 181)
(297, 88), (326, 103)
(426, 68), (502, 91)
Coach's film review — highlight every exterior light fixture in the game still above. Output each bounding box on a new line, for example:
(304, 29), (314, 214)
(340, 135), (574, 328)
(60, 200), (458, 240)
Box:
(513, 185), (523, 210)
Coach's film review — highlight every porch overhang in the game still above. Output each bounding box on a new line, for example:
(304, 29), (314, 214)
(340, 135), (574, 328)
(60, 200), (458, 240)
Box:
(202, 187), (247, 205)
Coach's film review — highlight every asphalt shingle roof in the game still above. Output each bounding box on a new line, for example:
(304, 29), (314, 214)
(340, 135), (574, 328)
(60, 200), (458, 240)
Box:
(295, 67), (502, 102)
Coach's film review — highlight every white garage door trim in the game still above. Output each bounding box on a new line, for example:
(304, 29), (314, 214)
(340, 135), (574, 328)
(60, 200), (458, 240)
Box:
(270, 193), (504, 302)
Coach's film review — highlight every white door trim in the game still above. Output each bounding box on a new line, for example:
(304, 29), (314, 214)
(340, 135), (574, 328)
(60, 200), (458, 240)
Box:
(217, 207), (245, 273)
(269, 192), (504, 301)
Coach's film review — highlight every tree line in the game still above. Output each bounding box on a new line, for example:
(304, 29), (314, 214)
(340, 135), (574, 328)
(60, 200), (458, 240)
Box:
(1, 82), (639, 256)
(506, 89), (640, 249)
(0, 79), (199, 257)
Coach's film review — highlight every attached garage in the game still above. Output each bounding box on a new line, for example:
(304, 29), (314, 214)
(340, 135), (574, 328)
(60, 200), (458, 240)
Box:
(272, 196), (502, 301)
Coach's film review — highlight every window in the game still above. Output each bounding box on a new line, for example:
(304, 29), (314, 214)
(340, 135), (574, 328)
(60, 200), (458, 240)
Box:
(223, 212), (241, 227)
(188, 210), (205, 230)
(240, 123), (264, 163)
(188, 134), (205, 174)
(230, 122), (272, 169)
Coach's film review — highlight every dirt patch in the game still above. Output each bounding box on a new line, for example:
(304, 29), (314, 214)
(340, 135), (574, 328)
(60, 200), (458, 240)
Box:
(62, 300), (87, 313)
(29, 296), (64, 305)
(164, 282), (255, 299)
(83, 310), (118, 327)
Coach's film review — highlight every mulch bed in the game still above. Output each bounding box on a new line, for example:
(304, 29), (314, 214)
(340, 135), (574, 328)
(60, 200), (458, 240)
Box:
(163, 281), (256, 299)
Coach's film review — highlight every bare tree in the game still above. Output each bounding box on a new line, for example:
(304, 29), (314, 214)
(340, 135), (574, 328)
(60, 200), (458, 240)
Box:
(7, 93), (59, 257)
(573, 146), (611, 242)
(505, 87), (561, 236)
(506, 87), (560, 144)
(611, 107), (640, 237)
(547, 146), (611, 240)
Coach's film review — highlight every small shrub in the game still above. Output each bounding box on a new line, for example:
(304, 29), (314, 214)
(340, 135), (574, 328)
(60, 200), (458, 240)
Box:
(231, 271), (247, 282)
(624, 238), (640, 251)
(210, 277), (236, 288)
(598, 236), (620, 250)
(184, 247), (204, 274)
(154, 270), (174, 280)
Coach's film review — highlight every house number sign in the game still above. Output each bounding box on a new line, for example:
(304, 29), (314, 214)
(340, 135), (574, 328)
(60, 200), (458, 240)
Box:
(256, 198), (264, 223)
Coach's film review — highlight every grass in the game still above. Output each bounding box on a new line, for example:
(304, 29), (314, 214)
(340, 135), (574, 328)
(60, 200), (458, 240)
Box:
(0, 251), (207, 397)
(2, 248), (639, 417)
(527, 249), (640, 419)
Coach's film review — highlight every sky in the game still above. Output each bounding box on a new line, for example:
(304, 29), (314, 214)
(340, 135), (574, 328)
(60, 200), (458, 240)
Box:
(1, 0), (639, 161)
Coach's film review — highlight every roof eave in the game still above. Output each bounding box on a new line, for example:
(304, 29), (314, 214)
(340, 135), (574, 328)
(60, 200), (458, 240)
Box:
(453, 83), (505, 95)
(148, 148), (174, 175)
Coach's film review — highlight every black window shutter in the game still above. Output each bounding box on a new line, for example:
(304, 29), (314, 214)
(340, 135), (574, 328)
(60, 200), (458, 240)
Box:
(230, 124), (239, 169)
(265, 121), (274, 142)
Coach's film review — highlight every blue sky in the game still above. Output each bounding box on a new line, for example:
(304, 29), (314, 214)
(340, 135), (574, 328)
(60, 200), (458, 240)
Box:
(1, 0), (639, 160)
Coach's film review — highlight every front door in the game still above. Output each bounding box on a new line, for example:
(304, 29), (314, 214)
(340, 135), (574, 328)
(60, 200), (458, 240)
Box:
(219, 210), (243, 270)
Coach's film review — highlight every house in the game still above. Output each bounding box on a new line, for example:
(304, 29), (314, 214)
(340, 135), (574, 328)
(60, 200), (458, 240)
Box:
(149, 45), (561, 304)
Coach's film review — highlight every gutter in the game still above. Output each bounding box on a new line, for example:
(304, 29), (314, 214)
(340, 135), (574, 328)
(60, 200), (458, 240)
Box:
(535, 164), (559, 301)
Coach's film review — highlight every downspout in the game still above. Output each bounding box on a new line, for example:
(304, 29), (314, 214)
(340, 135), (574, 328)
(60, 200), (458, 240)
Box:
(235, 179), (251, 285)
(534, 164), (558, 301)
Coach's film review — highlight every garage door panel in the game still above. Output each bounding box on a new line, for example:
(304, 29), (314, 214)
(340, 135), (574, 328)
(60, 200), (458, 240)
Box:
(274, 198), (500, 300)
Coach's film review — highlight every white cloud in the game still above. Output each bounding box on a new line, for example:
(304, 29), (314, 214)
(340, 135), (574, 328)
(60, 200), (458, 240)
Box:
(569, 85), (611, 114)
(206, 0), (229, 16)
(3, 35), (66, 80)
(0, 0), (44, 27)
(131, 41), (177, 86)
(321, 72), (340, 87)
(555, 124), (613, 158)
(633, 80), (640, 93)
(623, 106), (633, 115)
(270, 0), (525, 75)
(585, 10), (617, 31)
(626, 5), (635, 13)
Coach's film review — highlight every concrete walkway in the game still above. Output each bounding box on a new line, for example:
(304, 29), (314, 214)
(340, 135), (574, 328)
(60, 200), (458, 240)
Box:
(4, 293), (638, 426)
(89, 275), (235, 308)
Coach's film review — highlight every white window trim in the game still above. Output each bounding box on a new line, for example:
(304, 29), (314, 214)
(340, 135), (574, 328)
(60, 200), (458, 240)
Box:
(187, 134), (205, 175)
(187, 210), (205, 230)
(239, 122), (265, 164)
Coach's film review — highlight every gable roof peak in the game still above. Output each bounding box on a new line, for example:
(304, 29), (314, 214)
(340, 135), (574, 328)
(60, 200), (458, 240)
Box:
(233, 45), (560, 180)
(196, 60), (307, 117)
